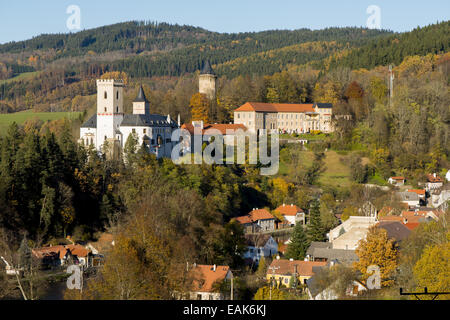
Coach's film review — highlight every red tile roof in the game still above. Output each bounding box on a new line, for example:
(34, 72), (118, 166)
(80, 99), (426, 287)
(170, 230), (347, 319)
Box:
(407, 189), (426, 195)
(190, 265), (230, 293)
(235, 102), (315, 113)
(275, 204), (304, 216)
(404, 222), (420, 231)
(390, 176), (405, 180)
(235, 209), (275, 225)
(181, 123), (247, 135)
(426, 174), (444, 183)
(267, 259), (327, 277)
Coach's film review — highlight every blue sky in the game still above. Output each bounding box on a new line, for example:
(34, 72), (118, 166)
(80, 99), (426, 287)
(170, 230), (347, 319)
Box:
(0, 0), (448, 44)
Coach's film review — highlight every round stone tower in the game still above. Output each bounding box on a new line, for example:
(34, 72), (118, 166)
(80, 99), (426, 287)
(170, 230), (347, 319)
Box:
(199, 60), (217, 101)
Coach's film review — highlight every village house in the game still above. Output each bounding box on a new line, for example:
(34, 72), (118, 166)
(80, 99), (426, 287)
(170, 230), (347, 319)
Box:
(234, 208), (276, 233)
(328, 216), (377, 250)
(180, 121), (248, 153)
(305, 242), (358, 265)
(32, 244), (92, 268)
(243, 234), (278, 265)
(424, 173), (444, 191)
(306, 271), (368, 300)
(388, 176), (405, 186)
(274, 204), (305, 226)
(187, 264), (232, 300)
(396, 191), (420, 208)
(266, 257), (327, 287)
(376, 221), (411, 242)
(429, 183), (450, 210)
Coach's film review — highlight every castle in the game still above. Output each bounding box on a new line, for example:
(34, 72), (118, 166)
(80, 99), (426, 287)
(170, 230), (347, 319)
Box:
(233, 102), (333, 134)
(79, 79), (179, 159)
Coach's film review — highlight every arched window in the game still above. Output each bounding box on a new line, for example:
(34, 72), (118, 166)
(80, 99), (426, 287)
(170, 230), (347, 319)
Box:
(104, 91), (107, 99)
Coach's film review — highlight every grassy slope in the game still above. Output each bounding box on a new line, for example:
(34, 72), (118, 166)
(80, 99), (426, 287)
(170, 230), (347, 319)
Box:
(278, 149), (352, 188)
(0, 110), (82, 134)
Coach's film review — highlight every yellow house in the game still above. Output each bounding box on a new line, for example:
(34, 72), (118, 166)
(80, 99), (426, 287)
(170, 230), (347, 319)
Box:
(266, 258), (327, 288)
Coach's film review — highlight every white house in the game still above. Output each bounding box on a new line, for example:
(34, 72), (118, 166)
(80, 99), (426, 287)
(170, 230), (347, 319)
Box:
(328, 216), (377, 250)
(243, 234), (278, 264)
(388, 176), (405, 186)
(274, 204), (305, 226)
(396, 191), (420, 208)
(79, 80), (179, 159)
(306, 276), (367, 300)
(425, 173), (444, 191)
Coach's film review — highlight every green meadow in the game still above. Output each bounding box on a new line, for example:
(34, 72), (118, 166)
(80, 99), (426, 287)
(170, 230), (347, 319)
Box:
(0, 110), (82, 135)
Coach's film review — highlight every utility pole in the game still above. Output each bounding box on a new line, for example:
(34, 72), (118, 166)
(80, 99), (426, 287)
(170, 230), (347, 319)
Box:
(268, 266), (280, 300)
(389, 65), (394, 106)
(230, 275), (233, 300)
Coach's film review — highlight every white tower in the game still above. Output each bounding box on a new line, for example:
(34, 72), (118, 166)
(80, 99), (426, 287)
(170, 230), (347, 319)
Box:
(96, 79), (124, 150)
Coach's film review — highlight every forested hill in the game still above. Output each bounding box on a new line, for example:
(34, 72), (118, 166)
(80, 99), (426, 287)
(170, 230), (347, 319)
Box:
(0, 21), (390, 59)
(327, 20), (450, 70)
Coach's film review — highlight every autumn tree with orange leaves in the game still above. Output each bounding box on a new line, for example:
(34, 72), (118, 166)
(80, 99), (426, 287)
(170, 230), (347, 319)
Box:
(353, 226), (398, 287)
(189, 93), (210, 123)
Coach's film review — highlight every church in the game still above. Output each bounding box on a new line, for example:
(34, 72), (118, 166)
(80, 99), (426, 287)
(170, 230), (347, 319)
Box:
(79, 79), (179, 159)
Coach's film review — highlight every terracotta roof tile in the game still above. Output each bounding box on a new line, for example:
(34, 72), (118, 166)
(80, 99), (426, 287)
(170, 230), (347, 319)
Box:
(235, 102), (315, 113)
(275, 204), (303, 216)
(190, 265), (230, 293)
(267, 259), (327, 277)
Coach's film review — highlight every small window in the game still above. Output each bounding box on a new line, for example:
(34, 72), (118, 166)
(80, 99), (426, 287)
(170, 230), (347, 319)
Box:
(104, 107), (107, 112)
(116, 91), (119, 99)
(116, 106), (119, 113)
(104, 91), (107, 99)
(143, 129), (146, 134)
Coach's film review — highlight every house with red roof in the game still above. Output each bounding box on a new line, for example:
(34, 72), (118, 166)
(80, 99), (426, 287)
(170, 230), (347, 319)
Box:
(425, 173), (444, 191)
(388, 176), (405, 186)
(234, 208), (276, 233)
(188, 264), (232, 300)
(274, 203), (305, 226)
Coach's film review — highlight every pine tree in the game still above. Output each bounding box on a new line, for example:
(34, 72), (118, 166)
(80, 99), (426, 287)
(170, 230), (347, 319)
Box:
(286, 223), (309, 260)
(307, 199), (325, 242)
(18, 235), (31, 270)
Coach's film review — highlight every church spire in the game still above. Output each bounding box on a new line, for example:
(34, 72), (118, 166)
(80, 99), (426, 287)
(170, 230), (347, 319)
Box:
(134, 85), (148, 103)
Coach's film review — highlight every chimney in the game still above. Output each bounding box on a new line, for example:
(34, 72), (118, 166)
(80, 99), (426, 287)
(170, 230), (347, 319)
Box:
(289, 258), (294, 261)
(213, 264), (216, 272)
(276, 255), (280, 260)
(433, 173), (437, 178)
